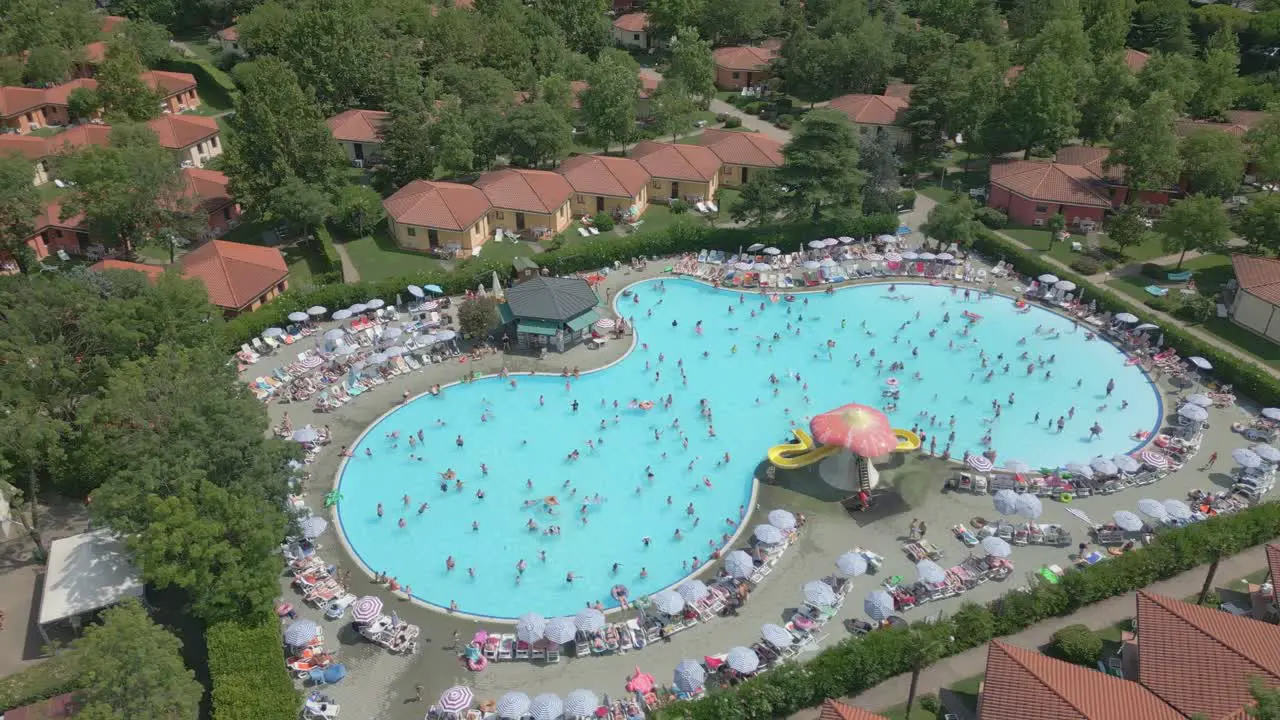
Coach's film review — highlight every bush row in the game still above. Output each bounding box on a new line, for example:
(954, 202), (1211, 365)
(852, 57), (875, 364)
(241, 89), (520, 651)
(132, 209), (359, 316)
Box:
(222, 214), (898, 351)
(0, 652), (78, 712)
(313, 226), (342, 277)
(158, 57), (237, 94)
(969, 229), (1280, 406)
(207, 618), (300, 720)
(653, 501), (1280, 719)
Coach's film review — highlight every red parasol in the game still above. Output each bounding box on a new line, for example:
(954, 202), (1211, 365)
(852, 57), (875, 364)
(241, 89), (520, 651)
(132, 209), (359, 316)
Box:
(810, 404), (898, 458)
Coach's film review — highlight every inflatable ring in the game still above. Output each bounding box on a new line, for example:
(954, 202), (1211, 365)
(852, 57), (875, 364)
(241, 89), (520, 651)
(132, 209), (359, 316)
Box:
(784, 295), (796, 302)
(639, 401), (654, 410)
(612, 584), (628, 599)
(1060, 493), (1072, 503)
(544, 496), (559, 506)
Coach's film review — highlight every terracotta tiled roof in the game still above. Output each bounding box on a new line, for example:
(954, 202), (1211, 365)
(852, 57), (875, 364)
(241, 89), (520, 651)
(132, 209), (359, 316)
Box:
(0, 86), (49, 118)
(178, 240), (288, 310)
(101, 15), (128, 33)
(1231, 253), (1280, 305)
(638, 72), (659, 100)
(631, 140), (721, 182)
(695, 128), (783, 168)
(613, 12), (647, 32)
(1137, 590), (1280, 720)
(983, 640), (1182, 720)
(146, 114), (218, 149)
(558, 154), (649, 198)
(178, 168), (233, 213)
(1268, 544), (1280, 588)
(0, 134), (51, 160)
(89, 259), (164, 279)
(989, 160), (1111, 207)
(216, 26), (240, 42)
(827, 93), (909, 126)
(712, 44), (779, 71)
(43, 78), (98, 106)
(1054, 146), (1126, 183)
(325, 109), (390, 144)
(883, 83), (914, 99)
(1125, 48), (1151, 72)
(475, 168), (572, 214)
(383, 179), (491, 231)
(46, 124), (112, 153)
(80, 41), (108, 64)
(817, 699), (889, 719)
(32, 203), (85, 233)
(141, 70), (197, 97)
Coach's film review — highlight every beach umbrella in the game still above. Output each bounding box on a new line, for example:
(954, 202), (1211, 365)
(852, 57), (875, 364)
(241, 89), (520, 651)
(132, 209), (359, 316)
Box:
(1164, 499), (1194, 521)
(439, 686), (474, 713)
(382, 327), (404, 340)
(335, 344), (356, 357)
(1254, 444), (1280, 463)
(307, 306), (327, 317)
(367, 352), (388, 364)
(564, 689), (598, 717)
(915, 560), (946, 584)
(348, 303), (367, 314)
(650, 590), (685, 615)
(866, 253), (884, 261)
(282, 619), (319, 647)
(802, 260), (821, 270)
(864, 591), (895, 622)
(529, 694), (563, 720)
(1065, 462), (1095, 479)
(436, 330), (457, 341)
(1233, 448), (1263, 468)
(897, 224), (912, 235)
(824, 237), (840, 247)
(767, 509), (797, 531)
(1038, 273), (1060, 285)
(1137, 498), (1170, 521)
(1186, 394), (1213, 407)
(1188, 356), (1213, 370)
(836, 551), (868, 577)
(292, 427), (319, 443)
(982, 536), (1012, 558)
(753, 262), (773, 271)
(543, 617), (577, 645)
(763, 247), (781, 255)
(726, 646), (760, 674)
(724, 550), (754, 579)
(1140, 449), (1168, 468)
(839, 236), (855, 244)
(419, 333), (440, 346)
(496, 692), (531, 719)
(1112, 454), (1141, 473)
(421, 300), (440, 311)
(761, 623), (793, 647)
(288, 311), (309, 322)
(1055, 280), (1077, 292)
(595, 317), (616, 330)
(993, 489), (1020, 516)
(366, 299), (385, 309)
(810, 403), (899, 458)
(1090, 457), (1119, 476)
(1135, 323), (1159, 331)
(1004, 460), (1033, 473)
(324, 328), (346, 341)
(573, 607), (606, 633)
(1114, 312), (1139, 324)
(383, 346), (406, 357)
(300, 516), (327, 538)
(901, 251), (919, 260)
(808, 240), (826, 249)
(407, 284), (425, 298)
(966, 455), (994, 472)
(263, 327), (285, 338)
(332, 309), (353, 321)
(1016, 494), (1043, 520)
(423, 284), (443, 294)
(884, 252), (903, 263)
(1264, 408), (1280, 421)
(753, 524), (785, 545)
(673, 660), (706, 693)
(803, 580), (837, 606)
(746, 243), (766, 252)
(876, 234), (896, 243)
(735, 261), (753, 271)
(677, 580), (709, 605)
(351, 595), (382, 623)
(516, 612), (546, 643)
(936, 252), (954, 260)
(918, 252), (937, 260)
(1113, 510), (1143, 532)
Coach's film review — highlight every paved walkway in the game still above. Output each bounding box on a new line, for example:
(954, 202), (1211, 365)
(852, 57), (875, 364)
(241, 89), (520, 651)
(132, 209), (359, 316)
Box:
(792, 543), (1271, 718)
(333, 241), (360, 283)
(638, 68), (794, 145)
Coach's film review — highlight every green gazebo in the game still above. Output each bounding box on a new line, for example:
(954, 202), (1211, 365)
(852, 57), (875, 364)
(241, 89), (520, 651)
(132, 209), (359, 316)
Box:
(497, 275), (601, 352)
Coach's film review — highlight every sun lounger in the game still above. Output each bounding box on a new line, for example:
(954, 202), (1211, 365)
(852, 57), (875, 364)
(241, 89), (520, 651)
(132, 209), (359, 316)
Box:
(589, 227), (600, 235)
(578, 227), (590, 237)
(705, 200), (718, 212)
(498, 634), (515, 660)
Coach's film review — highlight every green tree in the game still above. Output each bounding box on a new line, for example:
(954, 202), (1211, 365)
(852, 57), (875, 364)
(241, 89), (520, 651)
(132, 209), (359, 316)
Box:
(997, 55), (1080, 157)
(536, 74), (577, 123)
(1157, 194), (1231, 269)
(1249, 677), (1280, 719)
(1107, 91), (1182, 199)
(902, 626), (951, 719)
(581, 49), (640, 152)
(730, 170), (784, 227)
(1246, 113), (1280, 188)
(502, 100), (572, 167)
(96, 41), (160, 122)
(666, 27), (716, 107)
(1180, 130), (1246, 198)
(647, 0), (706, 39)
(458, 296), (499, 339)
(1131, 0), (1194, 55)
(649, 80), (698, 142)
(1108, 207), (1153, 258)
(1190, 28), (1241, 120)
(858, 131), (901, 215)
(777, 27), (835, 104)
(0, 56), (23, 86)
(1078, 52), (1133, 143)
(334, 184), (386, 236)
(23, 45), (72, 85)
(921, 195), (981, 251)
(122, 18), (173, 66)
(0, 153), (42, 274)
(777, 109), (864, 222)
(70, 600), (202, 720)
(266, 177), (333, 233)
(913, 0), (1005, 43)
(0, 0), (100, 55)
(1237, 192), (1280, 257)
(1084, 0), (1133, 59)
(1051, 624), (1104, 666)
(893, 25), (953, 84)
(903, 40), (1002, 159)
(67, 86), (101, 120)
(540, 0), (610, 55)
(1135, 50), (1199, 113)
(696, 0), (779, 44)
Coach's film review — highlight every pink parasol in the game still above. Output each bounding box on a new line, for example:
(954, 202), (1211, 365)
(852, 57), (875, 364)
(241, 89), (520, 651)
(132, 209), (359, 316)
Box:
(627, 667), (656, 693)
(810, 404), (899, 458)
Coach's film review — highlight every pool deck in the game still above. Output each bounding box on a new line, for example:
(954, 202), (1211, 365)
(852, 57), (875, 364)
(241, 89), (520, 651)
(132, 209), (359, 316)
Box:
(248, 260), (1257, 719)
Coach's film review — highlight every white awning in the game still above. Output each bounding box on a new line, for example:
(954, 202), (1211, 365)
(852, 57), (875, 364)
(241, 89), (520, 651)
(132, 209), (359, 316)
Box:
(39, 529), (143, 625)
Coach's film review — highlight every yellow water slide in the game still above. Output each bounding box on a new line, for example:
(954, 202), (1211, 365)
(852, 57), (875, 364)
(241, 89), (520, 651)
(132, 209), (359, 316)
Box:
(767, 428), (920, 468)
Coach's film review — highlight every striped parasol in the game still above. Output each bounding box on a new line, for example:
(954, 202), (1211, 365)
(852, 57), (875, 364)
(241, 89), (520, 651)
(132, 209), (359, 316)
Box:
(726, 646), (760, 673)
(516, 612), (546, 643)
(574, 607), (606, 633)
(836, 551), (867, 577)
(865, 590), (895, 622)
(1015, 494), (1043, 520)
(724, 550), (755, 578)
(282, 619), (318, 647)
(916, 560), (946, 584)
(673, 659), (706, 693)
(761, 623), (793, 647)
(595, 317), (616, 330)
(753, 524), (785, 545)
(767, 509), (797, 531)
(564, 689), (599, 717)
(803, 580), (837, 606)
(651, 590), (685, 615)
(542, 617), (577, 645)
(529, 694), (563, 720)
(496, 692), (531, 719)
(351, 595), (383, 623)
(438, 686), (474, 712)
(677, 580), (709, 604)
(966, 455), (994, 472)
(1140, 449), (1168, 468)
(981, 536), (1012, 558)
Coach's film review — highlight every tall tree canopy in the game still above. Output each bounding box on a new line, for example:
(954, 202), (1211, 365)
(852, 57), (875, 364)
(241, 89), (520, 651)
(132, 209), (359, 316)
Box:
(903, 41), (1002, 159)
(1107, 90), (1182, 194)
(0, 153), (42, 274)
(1180, 129), (1245, 198)
(666, 27), (717, 107)
(776, 109), (865, 222)
(580, 50), (640, 152)
(989, 55), (1080, 157)
(1156, 193), (1230, 268)
(96, 41), (160, 123)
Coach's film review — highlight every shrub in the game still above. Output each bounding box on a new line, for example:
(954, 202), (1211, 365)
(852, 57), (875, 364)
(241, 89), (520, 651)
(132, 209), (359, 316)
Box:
(1069, 256), (1104, 275)
(458, 296), (499, 339)
(715, 112), (729, 123)
(312, 225), (342, 276)
(973, 207), (1007, 229)
(1051, 625), (1104, 666)
(0, 652), (79, 712)
(743, 101), (762, 114)
(918, 693), (939, 713)
(1146, 295), (1178, 313)
(724, 116), (742, 129)
(776, 115), (794, 130)
(670, 199), (691, 214)
(592, 212), (615, 231)
(1176, 295), (1215, 323)
(207, 619), (299, 720)
(1141, 262), (1166, 279)
(897, 190), (917, 212)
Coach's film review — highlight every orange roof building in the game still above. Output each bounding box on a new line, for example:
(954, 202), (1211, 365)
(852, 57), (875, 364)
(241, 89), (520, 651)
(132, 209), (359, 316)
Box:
(694, 128), (782, 187)
(557, 154), (650, 218)
(713, 41), (780, 90)
(146, 114), (222, 168)
(179, 240), (289, 314)
(630, 140), (721, 202)
(475, 168), (574, 235)
(216, 25), (243, 55)
(1176, 110), (1268, 139)
(326, 109), (391, 165)
(177, 168), (242, 236)
(1229, 253), (1280, 340)
(1, 123), (111, 185)
(828, 93), (910, 127)
(100, 15), (128, 33)
(142, 70), (202, 113)
(383, 180), (493, 256)
(987, 158), (1112, 228)
(612, 12), (650, 49)
(817, 699), (889, 719)
(89, 258), (165, 280)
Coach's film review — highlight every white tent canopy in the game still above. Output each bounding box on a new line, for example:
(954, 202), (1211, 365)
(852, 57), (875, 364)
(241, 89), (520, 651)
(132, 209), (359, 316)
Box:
(39, 529), (144, 626)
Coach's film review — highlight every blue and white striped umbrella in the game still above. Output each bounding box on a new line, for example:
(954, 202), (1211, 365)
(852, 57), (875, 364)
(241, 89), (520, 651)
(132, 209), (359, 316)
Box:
(650, 590), (685, 615)
(673, 659), (706, 693)
(754, 524), (785, 545)
(916, 560), (946, 584)
(761, 623), (793, 647)
(516, 612), (546, 643)
(981, 536), (1012, 558)
(1113, 510), (1143, 532)
(282, 619), (319, 646)
(564, 689), (598, 717)
(300, 516), (328, 538)
(767, 509), (797, 531)
(1015, 494), (1043, 520)
(865, 591), (895, 622)
(726, 646), (760, 673)
(496, 691), (531, 719)
(543, 617), (577, 645)
(724, 550), (755, 578)
(677, 580), (709, 604)
(1112, 454), (1141, 473)
(574, 607), (605, 633)
(288, 311), (309, 322)
(529, 694), (563, 720)
(1137, 498), (1170, 522)
(438, 686), (474, 712)
(993, 489), (1020, 516)
(803, 580), (837, 606)
(836, 552), (867, 577)
(1163, 499), (1193, 521)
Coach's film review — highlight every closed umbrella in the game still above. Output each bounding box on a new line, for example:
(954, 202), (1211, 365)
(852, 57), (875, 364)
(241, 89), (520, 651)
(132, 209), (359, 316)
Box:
(1185, 394), (1213, 407)
(439, 687), (474, 713)
(864, 590), (895, 622)
(263, 327), (285, 338)
(724, 550), (754, 578)
(1113, 510), (1143, 532)
(677, 580), (709, 604)
(1137, 498), (1170, 522)
(332, 309), (352, 321)
(529, 694), (563, 720)
(407, 285), (425, 298)
(916, 560), (946, 584)
(516, 612), (546, 643)
(1163, 499), (1193, 521)
(761, 623), (793, 647)
(1112, 454), (1141, 473)
(803, 580), (837, 606)
(1140, 449), (1168, 468)
(836, 551), (867, 577)
(1188, 356), (1213, 370)
(564, 690), (598, 717)
(1038, 273), (1060, 285)
(1233, 448), (1263, 468)
(288, 311), (309, 322)
(351, 595), (382, 623)
(1114, 312), (1138, 324)
(496, 692), (531, 719)
(767, 509), (797, 531)
(283, 619), (319, 646)
(300, 516), (327, 538)
(543, 617), (577, 645)
(1254, 444), (1280, 463)
(366, 298), (385, 309)
(1016, 494), (1043, 520)
(1004, 460), (1033, 474)
(574, 607), (606, 633)
(966, 455), (994, 472)
(307, 306), (327, 316)
(1090, 457), (1119, 476)
(673, 660), (706, 693)
(982, 536), (1012, 558)
(726, 646), (760, 674)
(754, 524), (785, 544)
(1065, 462), (1095, 479)
(650, 590), (685, 615)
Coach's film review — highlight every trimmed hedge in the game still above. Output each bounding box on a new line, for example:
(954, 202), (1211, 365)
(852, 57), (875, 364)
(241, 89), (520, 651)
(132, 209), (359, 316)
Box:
(222, 215), (898, 351)
(0, 652), (78, 712)
(314, 226), (342, 277)
(207, 618), (300, 720)
(654, 501), (1280, 719)
(159, 57), (237, 95)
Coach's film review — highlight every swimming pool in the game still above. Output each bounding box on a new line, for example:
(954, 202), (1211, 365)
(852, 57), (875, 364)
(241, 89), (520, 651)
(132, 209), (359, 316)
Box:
(336, 279), (1161, 618)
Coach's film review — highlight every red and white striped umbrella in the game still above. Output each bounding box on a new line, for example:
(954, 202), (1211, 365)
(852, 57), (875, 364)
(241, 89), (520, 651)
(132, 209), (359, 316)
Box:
(595, 317), (616, 330)
(351, 595), (383, 623)
(966, 455), (994, 472)
(810, 404), (898, 458)
(1139, 449), (1168, 468)
(439, 686), (474, 712)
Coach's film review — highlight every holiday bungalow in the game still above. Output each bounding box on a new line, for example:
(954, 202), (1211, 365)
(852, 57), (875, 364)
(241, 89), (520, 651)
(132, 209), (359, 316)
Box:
(695, 128), (783, 187)
(475, 168), (574, 237)
(179, 240), (289, 315)
(712, 41), (779, 90)
(0, 78), (98, 134)
(146, 114), (222, 167)
(497, 275), (601, 352)
(816, 700), (888, 719)
(0, 123), (111, 185)
(1053, 146), (1172, 209)
(216, 26), (243, 56)
(557, 154), (650, 219)
(827, 92), (911, 148)
(326, 108), (390, 166)
(987, 159), (1111, 228)
(142, 70), (201, 114)
(382, 179), (492, 257)
(1227, 253), (1280, 344)
(630, 140), (721, 204)
(177, 168), (241, 237)
(0, 203), (88, 274)
(612, 12), (650, 49)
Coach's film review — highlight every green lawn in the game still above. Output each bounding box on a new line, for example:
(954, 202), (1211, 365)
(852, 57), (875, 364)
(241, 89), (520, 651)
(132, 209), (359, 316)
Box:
(29, 126), (60, 137)
(223, 221), (324, 287)
(878, 674), (983, 720)
(339, 226), (448, 281)
(1003, 225), (1169, 267)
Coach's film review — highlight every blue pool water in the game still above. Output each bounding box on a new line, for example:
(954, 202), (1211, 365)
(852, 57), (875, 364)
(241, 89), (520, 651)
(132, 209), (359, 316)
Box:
(336, 279), (1160, 618)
